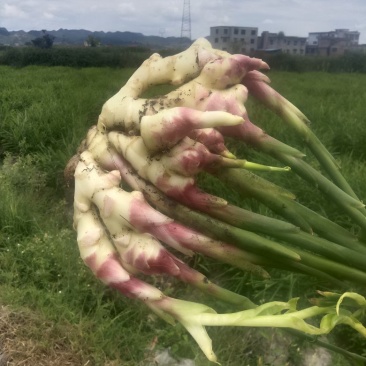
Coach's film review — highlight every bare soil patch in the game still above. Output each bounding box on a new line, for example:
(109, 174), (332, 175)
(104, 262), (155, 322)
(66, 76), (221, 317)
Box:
(0, 305), (86, 366)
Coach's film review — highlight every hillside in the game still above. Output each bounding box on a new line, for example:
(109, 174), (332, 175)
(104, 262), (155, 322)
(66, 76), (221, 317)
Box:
(0, 27), (192, 49)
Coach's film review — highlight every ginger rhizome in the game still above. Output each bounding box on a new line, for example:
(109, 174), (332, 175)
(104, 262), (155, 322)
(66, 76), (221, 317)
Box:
(66, 39), (366, 363)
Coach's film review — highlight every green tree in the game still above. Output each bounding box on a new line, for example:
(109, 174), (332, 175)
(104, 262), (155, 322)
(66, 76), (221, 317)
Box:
(85, 35), (100, 47)
(32, 30), (55, 49)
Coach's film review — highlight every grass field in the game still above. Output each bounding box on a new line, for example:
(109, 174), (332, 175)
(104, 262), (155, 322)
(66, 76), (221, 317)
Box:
(1, 65), (366, 365)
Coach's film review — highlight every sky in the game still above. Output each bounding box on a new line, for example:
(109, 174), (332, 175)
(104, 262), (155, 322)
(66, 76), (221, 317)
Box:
(1, 0), (366, 44)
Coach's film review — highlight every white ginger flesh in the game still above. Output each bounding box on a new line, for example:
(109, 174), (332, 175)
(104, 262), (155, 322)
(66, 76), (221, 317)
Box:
(97, 39), (268, 137)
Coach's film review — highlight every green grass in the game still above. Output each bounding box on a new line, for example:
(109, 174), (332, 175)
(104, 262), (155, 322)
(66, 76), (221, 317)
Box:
(1, 65), (366, 365)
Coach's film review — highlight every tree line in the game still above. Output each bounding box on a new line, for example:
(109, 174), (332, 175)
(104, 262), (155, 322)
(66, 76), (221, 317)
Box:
(0, 43), (365, 72)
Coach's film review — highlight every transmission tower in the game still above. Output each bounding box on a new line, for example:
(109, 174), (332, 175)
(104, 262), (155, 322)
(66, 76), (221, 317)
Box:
(180, 0), (191, 40)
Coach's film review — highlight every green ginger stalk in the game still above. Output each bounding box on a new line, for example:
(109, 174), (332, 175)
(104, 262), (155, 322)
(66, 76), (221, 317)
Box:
(243, 70), (364, 201)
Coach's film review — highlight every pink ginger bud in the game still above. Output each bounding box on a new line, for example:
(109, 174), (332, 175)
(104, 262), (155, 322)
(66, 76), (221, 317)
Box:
(115, 231), (183, 277)
(243, 69), (270, 83)
(180, 83), (262, 147)
(243, 70), (284, 109)
(75, 210), (171, 303)
(156, 178), (227, 210)
(140, 107), (243, 153)
(217, 112), (305, 158)
(197, 83), (248, 117)
(195, 54), (269, 90)
(115, 229), (253, 306)
(217, 111), (265, 144)
(129, 207), (269, 278)
(161, 137), (225, 176)
(226, 54), (269, 83)
(74, 206), (162, 299)
(243, 70), (311, 136)
(108, 132), (227, 210)
(162, 137), (250, 175)
(188, 128), (235, 158)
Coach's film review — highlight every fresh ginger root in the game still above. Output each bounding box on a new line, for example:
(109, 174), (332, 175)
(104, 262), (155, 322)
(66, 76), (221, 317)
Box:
(65, 39), (366, 364)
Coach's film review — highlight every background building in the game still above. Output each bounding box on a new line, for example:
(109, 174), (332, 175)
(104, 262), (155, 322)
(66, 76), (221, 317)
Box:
(257, 31), (306, 55)
(207, 26), (361, 57)
(208, 26), (258, 54)
(306, 29), (360, 56)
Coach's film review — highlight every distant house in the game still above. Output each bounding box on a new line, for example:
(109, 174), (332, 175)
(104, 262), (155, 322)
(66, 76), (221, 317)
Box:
(257, 31), (306, 55)
(207, 26), (258, 55)
(306, 29), (360, 56)
(207, 26), (362, 57)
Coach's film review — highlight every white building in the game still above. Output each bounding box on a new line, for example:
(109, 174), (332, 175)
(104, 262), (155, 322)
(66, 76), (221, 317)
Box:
(208, 26), (258, 54)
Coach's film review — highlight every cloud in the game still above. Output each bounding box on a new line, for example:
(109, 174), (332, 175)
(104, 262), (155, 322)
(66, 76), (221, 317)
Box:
(42, 12), (55, 20)
(2, 3), (28, 19)
(117, 3), (136, 17)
